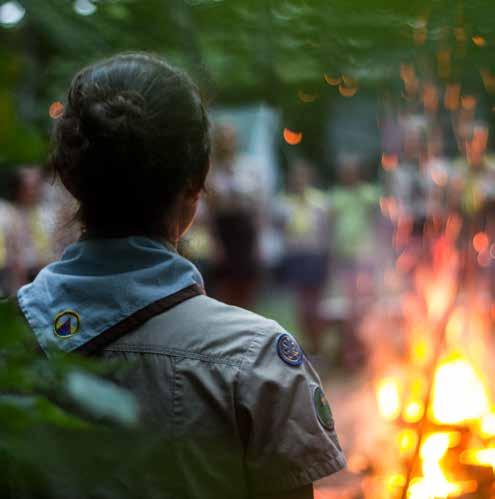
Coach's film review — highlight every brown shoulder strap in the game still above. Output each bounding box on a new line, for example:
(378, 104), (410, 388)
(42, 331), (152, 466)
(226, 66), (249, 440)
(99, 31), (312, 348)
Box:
(75, 283), (204, 356)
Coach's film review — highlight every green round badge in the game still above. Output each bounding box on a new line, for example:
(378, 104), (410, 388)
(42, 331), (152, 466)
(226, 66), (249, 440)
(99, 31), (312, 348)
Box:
(313, 386), (334, 431)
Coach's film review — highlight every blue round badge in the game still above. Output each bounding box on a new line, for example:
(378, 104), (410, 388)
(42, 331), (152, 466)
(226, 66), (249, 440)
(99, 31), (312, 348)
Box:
(53, 310), (81, 338)
(276, 333), (304, 366)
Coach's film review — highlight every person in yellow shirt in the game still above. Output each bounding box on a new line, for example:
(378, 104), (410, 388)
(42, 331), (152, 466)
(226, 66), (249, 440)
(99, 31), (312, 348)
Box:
(277, 160), (330, 355)
(329, 154), (380, 367)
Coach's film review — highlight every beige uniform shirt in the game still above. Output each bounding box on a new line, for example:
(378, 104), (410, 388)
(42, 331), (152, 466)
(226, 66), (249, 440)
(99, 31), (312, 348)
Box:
(99, 294), (346, 498)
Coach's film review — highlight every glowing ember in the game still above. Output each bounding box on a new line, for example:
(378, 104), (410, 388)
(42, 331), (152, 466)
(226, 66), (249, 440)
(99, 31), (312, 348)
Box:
(473, 232), (489, 253)
(408, 432), (471, 499)
(403, 400), (424, 423)
(479, 412), (495, 438)
(338, 83), (358, 97)
(430, 355), (489, 425)
(377, 377), (402, 421)
(472, 35), (486, 47)
(283, 128), (302, 145)
(339, 76), (358, 97)
(410, 337), (430, 365)
(49, 101), (64, 119)
(461, 448), (495, 469)
(397, 429), (418, 457)
(323, 74), (341, 85)
(387, 473), (406, 491)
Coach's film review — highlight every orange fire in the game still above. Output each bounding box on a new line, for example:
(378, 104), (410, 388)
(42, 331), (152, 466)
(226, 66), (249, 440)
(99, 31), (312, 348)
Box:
(408, 432), (476, 498)
(367, 221), (495, 498)
(430, 354), (490, 425)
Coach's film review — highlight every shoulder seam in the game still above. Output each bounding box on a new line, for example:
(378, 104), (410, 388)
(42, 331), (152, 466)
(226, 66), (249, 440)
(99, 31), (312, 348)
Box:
(102, 343), (242, 367)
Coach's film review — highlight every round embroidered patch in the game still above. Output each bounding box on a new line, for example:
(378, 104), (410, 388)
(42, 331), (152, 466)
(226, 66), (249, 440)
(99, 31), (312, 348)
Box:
(313, 386), (334, 431)
(276, 333), (304, 366)
(53, 310), (81, 338)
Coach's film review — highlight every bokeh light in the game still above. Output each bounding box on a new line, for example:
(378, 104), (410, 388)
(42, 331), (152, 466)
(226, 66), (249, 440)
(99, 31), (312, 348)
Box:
(472, 35), (486, 47)
(48, 101), (64, 120)
(74, 0), (96, 16)
(283, 128), (302, 145)
(0, 1), (25, 27)
(323, 74), (341, 86)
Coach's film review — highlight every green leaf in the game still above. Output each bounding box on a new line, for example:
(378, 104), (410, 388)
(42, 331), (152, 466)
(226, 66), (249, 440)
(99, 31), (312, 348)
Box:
(65, 371), (138, 426)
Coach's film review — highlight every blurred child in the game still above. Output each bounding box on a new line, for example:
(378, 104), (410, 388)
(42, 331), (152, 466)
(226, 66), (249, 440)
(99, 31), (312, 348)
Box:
(277, 159), (330, 355)
(330, 153), (380, 367)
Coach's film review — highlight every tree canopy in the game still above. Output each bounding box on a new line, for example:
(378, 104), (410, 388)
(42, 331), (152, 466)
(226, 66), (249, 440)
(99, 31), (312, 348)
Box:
(1, 0), (495, 164)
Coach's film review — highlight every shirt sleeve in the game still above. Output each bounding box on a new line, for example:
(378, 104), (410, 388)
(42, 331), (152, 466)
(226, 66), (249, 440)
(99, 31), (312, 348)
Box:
(235, 329), (346, 495)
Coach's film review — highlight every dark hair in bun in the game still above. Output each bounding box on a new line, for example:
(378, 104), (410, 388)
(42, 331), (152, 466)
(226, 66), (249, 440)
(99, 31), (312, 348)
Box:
(51, 52), (210, 237)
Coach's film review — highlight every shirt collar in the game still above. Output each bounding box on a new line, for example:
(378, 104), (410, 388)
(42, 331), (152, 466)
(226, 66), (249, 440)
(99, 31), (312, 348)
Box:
(17, 236), (204, 356)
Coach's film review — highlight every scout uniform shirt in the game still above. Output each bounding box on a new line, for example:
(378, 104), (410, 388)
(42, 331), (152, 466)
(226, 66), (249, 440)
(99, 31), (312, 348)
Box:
(17, 237), (346, 498)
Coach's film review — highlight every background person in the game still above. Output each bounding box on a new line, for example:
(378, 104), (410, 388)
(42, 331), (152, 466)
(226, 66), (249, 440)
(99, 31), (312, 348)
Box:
(207, 123), (263, 309)
(9, 166), (55, 287)
(276, 159), (330, 356)
(329, 153), (380, 368)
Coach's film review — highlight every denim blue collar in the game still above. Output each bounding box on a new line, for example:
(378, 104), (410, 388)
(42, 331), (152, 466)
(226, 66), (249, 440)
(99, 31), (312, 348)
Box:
(17, 237), (204, 356)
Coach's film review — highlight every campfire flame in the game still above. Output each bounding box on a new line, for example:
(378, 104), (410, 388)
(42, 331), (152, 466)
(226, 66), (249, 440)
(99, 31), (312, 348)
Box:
(430, 354), (490, 426)
(366, 218), (495, 498)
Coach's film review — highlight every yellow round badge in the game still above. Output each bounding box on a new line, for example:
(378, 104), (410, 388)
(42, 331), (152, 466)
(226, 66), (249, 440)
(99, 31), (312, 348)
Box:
(53, 310), (81, 338)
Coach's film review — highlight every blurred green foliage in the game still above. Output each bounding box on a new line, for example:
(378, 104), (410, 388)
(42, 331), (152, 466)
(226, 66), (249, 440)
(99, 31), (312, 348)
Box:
(2, 0), (495, 166)
(0, 299), (162, 498)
